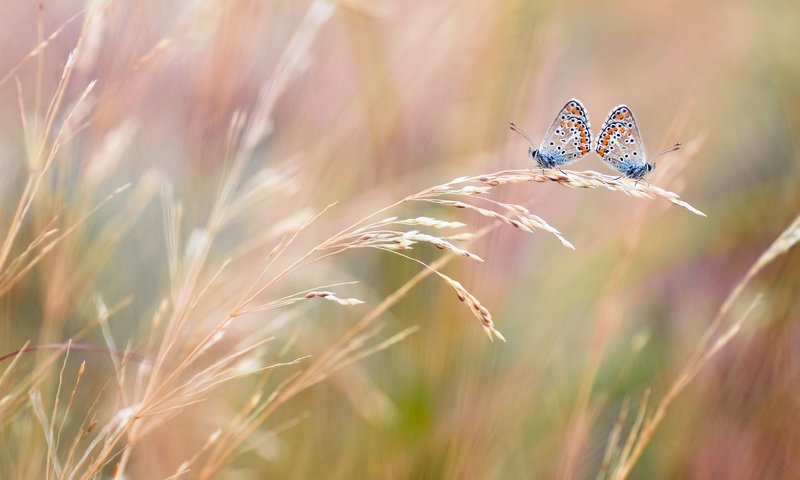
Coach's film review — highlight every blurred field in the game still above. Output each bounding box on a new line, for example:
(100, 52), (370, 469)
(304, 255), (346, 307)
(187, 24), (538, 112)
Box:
(1, 0), (799, 478)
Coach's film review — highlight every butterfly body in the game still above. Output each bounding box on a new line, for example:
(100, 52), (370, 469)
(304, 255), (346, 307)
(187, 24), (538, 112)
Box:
(614, 160), (653, 179)
(512, 99), (592, 170)
(529, 148), (568, 169)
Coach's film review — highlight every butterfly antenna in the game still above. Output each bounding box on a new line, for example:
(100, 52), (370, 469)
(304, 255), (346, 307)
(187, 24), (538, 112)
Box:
(653, 142), (681, 160)
(509, 122), (535, 146)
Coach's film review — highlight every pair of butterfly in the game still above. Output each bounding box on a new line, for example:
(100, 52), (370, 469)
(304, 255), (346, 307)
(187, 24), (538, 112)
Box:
(510, 99), (680, 179)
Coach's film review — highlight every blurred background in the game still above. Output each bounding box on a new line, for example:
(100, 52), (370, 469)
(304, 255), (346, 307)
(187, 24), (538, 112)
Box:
(1, 0), (799, 478)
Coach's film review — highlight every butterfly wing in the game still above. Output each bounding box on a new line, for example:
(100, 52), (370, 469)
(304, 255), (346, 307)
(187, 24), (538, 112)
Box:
(595, 105), (648, 172)
(537, 99), (592, 162)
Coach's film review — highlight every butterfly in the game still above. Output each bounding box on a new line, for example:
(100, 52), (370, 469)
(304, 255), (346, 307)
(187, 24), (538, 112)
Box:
(510, 99), (592, 170)
(595, 105), (680, 179)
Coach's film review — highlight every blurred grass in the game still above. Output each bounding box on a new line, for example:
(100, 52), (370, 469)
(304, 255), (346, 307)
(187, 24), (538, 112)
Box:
(1, 0), (800, 478)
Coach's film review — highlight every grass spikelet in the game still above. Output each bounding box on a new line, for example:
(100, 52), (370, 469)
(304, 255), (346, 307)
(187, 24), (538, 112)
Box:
(400, 231), (484, 260)
(303, 291), (366, 306)
(440, 274), (506, 342)
(443, 169), (706, 216)
(387, 217), (468, 229)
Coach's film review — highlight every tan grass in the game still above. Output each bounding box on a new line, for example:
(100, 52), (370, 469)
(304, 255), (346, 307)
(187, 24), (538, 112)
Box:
(196, 228), (498, 477)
